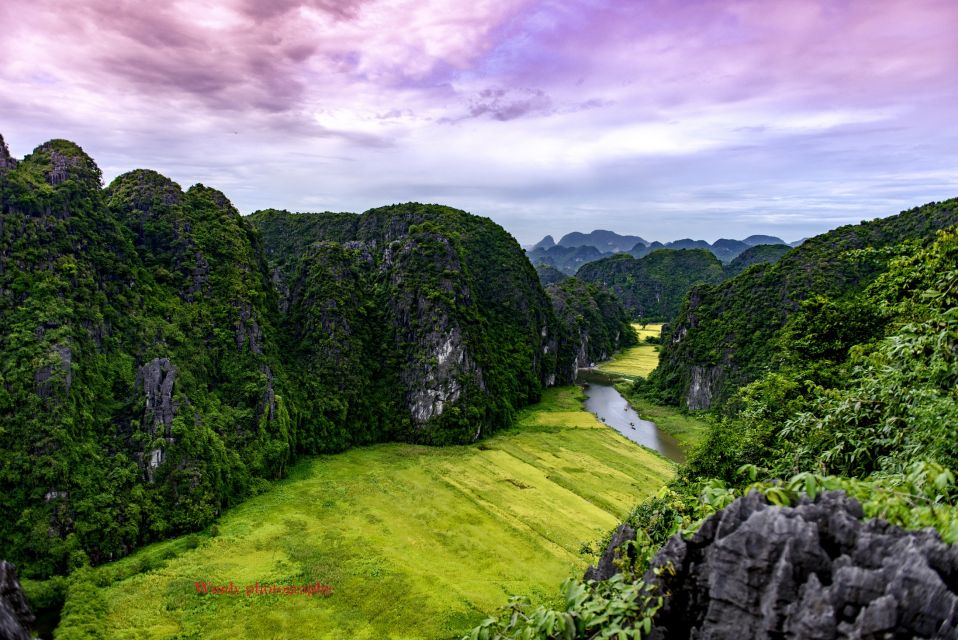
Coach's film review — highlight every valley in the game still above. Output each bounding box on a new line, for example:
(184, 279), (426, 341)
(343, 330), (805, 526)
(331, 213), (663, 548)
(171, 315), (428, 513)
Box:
(52, 387), (673, 639)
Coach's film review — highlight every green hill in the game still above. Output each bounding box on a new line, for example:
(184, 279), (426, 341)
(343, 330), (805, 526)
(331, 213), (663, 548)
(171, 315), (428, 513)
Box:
(724, 243), (792, 277)
(0, 138), (636, 577)
(576, 249), (726, 321)
(650, 198), (958, 409)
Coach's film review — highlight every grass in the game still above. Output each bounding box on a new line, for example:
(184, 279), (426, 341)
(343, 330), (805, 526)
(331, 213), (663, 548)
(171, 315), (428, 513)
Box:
(71, 386), (673, 640)
(615, 385), (710, 453)
(598, 323), (662, 379)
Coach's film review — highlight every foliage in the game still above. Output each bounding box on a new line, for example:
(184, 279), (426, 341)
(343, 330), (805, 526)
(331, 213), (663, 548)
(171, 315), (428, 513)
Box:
(723, 243), (791, 277)
(650, 199), (958, 408)
(465, 574), (663, 640)
(546, 278), (637, 376)
(577, 249), (726, 322)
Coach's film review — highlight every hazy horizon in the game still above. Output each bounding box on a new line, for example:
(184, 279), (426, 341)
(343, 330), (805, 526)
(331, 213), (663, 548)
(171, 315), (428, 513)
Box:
(3, 0), (957, 245)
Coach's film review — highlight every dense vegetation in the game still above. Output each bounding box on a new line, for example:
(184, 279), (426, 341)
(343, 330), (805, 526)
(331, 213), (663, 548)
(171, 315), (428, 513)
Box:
(576, 249), (726, 321)
(723, 243), (792, 277)
(545, 278), (637, 380)
(471, 201), (958, 639)
(0, 138), (635, 579)
(649, 198), (958, 408)
(534, 263), (568, 285)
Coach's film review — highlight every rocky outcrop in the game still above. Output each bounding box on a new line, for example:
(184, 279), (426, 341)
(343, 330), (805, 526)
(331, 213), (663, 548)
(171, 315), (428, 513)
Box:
(590, 491), (958, 639)
(585, 524), (636, 582)
(686, 364), (722, 410)
(0, 134), (15, 170)
(137, 358), (177, 438)
(136, 358), (178, 479)
(0, 562), (33, 640)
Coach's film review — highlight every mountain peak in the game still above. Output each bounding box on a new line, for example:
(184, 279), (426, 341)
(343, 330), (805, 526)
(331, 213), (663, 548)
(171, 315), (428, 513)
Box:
(29, 138), (102, 188)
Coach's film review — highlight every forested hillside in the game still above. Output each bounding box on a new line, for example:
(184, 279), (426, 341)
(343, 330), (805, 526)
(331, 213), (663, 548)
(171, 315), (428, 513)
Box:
(576, 249), (726, 321)
(0, 138), (635, 577)
(724, 243), (792, 277)
(650, 199), (958, 409)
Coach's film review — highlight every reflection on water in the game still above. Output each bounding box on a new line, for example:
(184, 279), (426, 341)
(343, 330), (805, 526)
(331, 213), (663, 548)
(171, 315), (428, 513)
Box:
(579, 371), (685, 463)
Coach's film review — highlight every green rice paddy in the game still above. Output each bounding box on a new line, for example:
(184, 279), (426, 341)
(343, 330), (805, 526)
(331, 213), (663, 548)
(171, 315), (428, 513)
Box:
(75, 386), (673, 639)
(598, 323), (663, 379)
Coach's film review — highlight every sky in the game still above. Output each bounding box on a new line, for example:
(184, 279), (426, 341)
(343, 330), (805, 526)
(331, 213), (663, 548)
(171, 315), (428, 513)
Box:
(1, 0), (957, 245)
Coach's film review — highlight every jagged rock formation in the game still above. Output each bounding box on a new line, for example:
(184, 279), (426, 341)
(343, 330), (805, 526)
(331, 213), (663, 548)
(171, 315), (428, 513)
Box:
(251, 206), (636, 445)
(546, 277), (636, 381)
(0, 562), (33, 640)
(588, 491), (958, 639)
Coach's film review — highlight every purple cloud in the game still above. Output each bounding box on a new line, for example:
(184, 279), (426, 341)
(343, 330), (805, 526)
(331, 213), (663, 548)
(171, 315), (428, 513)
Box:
(0, 0), (956, 244)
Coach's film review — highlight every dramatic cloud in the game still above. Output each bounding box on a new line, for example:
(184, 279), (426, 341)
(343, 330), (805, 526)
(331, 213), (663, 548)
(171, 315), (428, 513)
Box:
(1, 0), (956, 243)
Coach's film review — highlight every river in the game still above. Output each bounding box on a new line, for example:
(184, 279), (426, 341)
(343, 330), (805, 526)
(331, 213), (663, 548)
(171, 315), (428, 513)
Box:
(578, 370), (685, 463)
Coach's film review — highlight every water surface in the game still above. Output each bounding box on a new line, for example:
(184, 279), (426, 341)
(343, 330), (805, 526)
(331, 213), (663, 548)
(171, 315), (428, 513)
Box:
(579, 371), (685, 463)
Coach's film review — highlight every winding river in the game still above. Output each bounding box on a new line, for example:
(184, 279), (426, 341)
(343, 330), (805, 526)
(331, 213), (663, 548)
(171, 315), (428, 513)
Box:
(578, 370), (685, 463)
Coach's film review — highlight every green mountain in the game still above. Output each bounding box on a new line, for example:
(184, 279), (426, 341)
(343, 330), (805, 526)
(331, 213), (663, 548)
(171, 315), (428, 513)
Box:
(650, 198), (958, 409)
(534, 263), (568, 285)
(724, 243), (792, 277)
(576, 249), (726, 321)
(546, 277), (637, 380)
(0, 138), (635, 576)
(525, 244), (606, 274)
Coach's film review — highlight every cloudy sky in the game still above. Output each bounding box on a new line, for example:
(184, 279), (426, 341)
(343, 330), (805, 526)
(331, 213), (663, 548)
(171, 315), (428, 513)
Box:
(2, 0), (957, 244)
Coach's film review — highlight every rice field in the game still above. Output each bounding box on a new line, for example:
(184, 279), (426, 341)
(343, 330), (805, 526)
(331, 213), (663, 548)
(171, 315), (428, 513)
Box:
(598, 323), (663, 378)
(68, 387), (674, 640)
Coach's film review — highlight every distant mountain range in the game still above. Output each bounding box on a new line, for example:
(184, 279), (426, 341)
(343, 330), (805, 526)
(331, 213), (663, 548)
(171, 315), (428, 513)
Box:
(527, 229), (799, 274)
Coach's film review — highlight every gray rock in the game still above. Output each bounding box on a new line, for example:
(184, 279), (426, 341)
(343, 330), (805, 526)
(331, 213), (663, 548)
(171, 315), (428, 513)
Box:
(0, 561), (33, 640)
(585, 523), (637, 582)
(590, 491), (958, 639)
(0, 134), (15, 170)
(686, 364), (722, 410)
(137, 357), (178, 438)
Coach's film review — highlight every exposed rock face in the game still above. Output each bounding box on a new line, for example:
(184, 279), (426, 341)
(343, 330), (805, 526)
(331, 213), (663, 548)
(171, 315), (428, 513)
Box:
(138, 357), (177, 438)
(590, 491), (958, 639)
(137, 358), (178, 479)
(585, 523), (636, 582)
(0, 561), (33, 640)
(0, 134), (15, 170)
(686, 364), (722, 410)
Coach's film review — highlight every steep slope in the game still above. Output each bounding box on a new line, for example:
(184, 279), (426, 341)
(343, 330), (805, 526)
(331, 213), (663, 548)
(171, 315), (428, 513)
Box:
(0, 136), (638, 578)
(530, 235), (555, 250)
(724, 243), (791, 277)
(576, 249), (726, 321)
(546, 278), (637, 381)
(251, 206), (637, 445)
(651, 198), (958, 409)
(534, 263), (568, 285)
(0, 141), (290, 576)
